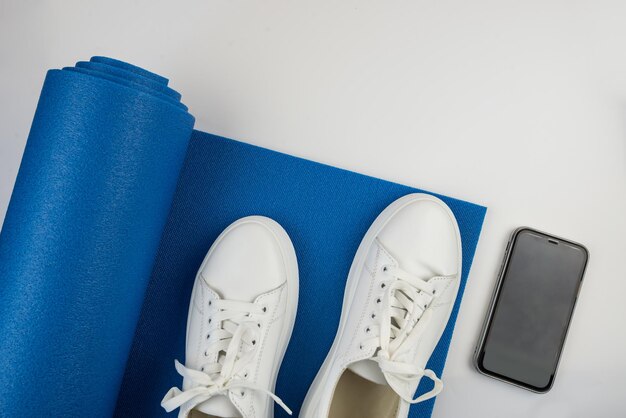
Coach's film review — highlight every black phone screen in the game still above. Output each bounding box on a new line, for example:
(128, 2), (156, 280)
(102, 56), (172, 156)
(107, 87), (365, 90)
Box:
(477, 229), (588, 391)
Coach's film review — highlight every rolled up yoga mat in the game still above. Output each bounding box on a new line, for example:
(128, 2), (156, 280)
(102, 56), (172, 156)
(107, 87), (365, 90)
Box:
(0, 57), (194, 417)
(0, 57), (486, 418)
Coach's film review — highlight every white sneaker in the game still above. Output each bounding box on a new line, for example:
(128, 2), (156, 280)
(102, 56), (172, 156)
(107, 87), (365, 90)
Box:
(161, 216), (299, 418)
(300, 193), (462, 418)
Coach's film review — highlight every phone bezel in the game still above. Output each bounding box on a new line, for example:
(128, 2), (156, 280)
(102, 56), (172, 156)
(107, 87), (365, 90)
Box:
(473, 227), (589, 393)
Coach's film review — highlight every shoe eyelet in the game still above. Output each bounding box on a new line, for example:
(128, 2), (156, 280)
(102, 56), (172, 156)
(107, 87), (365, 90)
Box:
(365, 327), (371, 334)
(201, 366), (205, 372)
(262, 306), (267, 313)
(433, 289), (437, 295)
(252, 340), (256, 346)
(376, 298), (381, 304)
(244, 372), (248, 378)
(240, 391), (245, 397)
(380, 283), (386, 289)
(208, 301), (212, 306)
(206, 334), (210, 340)
(208, 318), (212, 324)
(371, 313), (376, 319)
(204, 350), (208, 357)
(257, 323), (261, 328)
(382, 266), (388, 272)
(359, 344), (364, 350)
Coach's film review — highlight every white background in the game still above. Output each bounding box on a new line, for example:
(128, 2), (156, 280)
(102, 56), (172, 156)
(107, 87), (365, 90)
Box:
(1, 1), (625, 417)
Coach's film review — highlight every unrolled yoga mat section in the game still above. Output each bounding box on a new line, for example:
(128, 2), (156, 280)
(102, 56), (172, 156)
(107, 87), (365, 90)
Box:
(0, 58), (194, 417)
(114, 132), (487, 418)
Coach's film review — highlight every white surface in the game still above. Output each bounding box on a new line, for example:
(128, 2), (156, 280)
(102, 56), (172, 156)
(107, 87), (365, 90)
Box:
(1, 1), (625, 416)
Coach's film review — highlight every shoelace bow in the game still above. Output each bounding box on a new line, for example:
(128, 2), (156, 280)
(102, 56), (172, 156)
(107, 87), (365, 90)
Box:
(360, 264), (456, 404)
(161, 299), (292, 415)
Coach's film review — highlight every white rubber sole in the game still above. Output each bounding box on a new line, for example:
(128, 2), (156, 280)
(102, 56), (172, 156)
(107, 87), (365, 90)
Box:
(186, 216), (299, 417)
(299, 193), (462, 418)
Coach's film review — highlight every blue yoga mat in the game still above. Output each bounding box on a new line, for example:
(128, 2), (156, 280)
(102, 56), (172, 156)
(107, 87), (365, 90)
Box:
(0, 58), (486, 418)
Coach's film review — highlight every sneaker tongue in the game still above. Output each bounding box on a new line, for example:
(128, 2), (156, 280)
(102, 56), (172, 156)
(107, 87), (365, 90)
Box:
(194, 395), (241, 418)
(348, 359), (387, 385)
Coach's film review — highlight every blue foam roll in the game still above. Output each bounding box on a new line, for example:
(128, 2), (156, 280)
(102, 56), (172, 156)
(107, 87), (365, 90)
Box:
(0, 57), (486, 418)
(0, 59), (194, 417)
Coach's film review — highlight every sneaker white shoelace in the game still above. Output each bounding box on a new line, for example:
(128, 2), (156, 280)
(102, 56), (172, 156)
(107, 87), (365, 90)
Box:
(161, 299), (292, 415)
(360, 264), (456, 404)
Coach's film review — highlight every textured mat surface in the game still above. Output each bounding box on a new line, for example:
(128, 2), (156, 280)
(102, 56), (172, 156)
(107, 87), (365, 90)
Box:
(0, 58), (486, 418)
(114, 132), (486, 418)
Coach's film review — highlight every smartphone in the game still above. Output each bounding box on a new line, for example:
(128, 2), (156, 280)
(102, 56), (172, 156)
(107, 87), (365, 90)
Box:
(474, 227), (589, 393)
